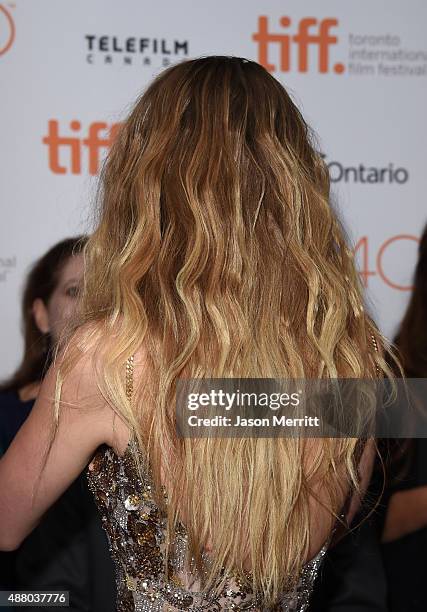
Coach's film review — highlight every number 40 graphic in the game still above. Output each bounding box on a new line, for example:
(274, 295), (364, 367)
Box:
(354, 234), (419, 291)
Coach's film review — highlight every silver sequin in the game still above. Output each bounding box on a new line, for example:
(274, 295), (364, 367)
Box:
(87, 441), (327, 611)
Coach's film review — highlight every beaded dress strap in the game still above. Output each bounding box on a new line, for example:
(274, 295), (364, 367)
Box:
(122, 355), (136, 455)
(370, 332), (381, 376)
(125, 355), (135, 402)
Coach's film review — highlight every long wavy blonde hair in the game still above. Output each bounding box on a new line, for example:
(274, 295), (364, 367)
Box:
(56, 56), (395, 605)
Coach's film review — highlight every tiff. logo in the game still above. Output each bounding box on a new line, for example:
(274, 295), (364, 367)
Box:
(42, 120), (121, 175)
(252, 15), (345, 74)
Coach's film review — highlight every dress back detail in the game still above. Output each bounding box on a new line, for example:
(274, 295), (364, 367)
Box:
(86, 357), (327, 611)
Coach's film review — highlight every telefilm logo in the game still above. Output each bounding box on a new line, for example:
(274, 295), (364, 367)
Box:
(42, 120), (121, 175)
(252, 14), (427, 77)
(85, 34), (189, 67)
(0, 4), (15, 56)
(322, 155), (409, 184)
(252, 15), (344, 74)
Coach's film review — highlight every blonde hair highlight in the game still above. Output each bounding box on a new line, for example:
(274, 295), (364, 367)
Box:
(55, 56), (396, 605)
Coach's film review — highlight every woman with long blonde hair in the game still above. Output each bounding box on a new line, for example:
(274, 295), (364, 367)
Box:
(0, 56), (394, 611)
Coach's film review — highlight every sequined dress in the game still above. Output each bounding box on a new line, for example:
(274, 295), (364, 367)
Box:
(87, 355), (328, 610)
(86, 435), (327, 612)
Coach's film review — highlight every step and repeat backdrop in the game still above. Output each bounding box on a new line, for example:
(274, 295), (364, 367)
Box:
(0, 0), (426, 378)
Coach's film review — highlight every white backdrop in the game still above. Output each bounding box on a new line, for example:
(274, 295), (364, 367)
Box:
(1, 0), (426, 378)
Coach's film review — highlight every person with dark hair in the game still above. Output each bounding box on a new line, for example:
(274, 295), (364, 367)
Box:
(378, 222), (427, 612)
(0, 237), (116, 612)
(0, 237), (86, 452)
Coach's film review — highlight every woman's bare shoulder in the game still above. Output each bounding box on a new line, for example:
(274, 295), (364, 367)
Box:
(53, 323), (149, 455)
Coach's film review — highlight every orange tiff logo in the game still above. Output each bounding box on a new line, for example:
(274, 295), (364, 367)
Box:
(252, 15), (344, 74)
(0, 4), (15, 56)
(42, 120), (121, 175)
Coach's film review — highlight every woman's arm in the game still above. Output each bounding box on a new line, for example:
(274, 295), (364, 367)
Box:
(0, 340), (115, 551)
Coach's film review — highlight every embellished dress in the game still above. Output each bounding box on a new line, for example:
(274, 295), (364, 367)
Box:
(86, 359), (328, 611)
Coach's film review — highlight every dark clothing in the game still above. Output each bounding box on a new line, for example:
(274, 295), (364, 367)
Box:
(0, 389), (116, 611)
(310, 449), (389, 612)
(310, 518), (388, 612)
(0, 390), (35, 602)
(380, 439), (427, 612)
(382, 528), (427, 612)
(0, 389), (33, 454)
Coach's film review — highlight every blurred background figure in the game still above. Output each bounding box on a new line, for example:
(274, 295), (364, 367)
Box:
(379, 221), (427, 612)
(0, 236), (116, 612)
(0, 237), (86, 452)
